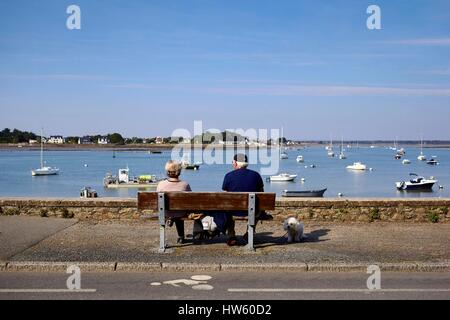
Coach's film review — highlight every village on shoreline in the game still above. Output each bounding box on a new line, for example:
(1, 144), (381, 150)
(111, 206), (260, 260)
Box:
(1, 128), (450, 150)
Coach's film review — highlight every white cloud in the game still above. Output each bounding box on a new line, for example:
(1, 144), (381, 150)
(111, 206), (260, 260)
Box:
(204, 85), (450, 96)
(380, 38), (450, 46)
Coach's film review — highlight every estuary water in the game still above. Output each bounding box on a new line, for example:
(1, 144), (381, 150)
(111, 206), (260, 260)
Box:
(0, 147), (449, 198)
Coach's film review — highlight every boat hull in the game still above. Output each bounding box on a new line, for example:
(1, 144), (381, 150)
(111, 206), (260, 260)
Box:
(282, 189), (327, 198)
(183, 165), (200, 170)
(396, 182), (436, 191)
(269, 175), (297, 182)
(104, 183), (158, 189)
(31, 169), (59, 176)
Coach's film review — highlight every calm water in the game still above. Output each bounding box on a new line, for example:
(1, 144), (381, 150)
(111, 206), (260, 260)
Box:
(0, 147), (449, 198)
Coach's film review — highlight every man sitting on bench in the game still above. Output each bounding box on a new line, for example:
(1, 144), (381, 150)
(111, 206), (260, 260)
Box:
(221, 153), (271, 246)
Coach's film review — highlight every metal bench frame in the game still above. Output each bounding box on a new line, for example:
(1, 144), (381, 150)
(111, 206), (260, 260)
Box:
(157, 192), (257, 252)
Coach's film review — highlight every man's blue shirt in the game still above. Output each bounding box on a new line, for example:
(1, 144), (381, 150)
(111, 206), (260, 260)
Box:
(222, 168), (264, 192)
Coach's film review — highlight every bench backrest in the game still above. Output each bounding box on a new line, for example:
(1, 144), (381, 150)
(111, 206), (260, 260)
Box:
(138, 192), (276, 212)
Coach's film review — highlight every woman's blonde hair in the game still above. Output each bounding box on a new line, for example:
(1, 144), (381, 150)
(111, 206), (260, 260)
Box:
(165, 160), (182, 178)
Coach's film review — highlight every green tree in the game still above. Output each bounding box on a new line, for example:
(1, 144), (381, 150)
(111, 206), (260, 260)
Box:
(108, 133), (124, 145)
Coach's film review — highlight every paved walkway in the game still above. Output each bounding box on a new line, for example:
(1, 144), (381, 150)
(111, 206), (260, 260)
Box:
(0, 216), (449, 271)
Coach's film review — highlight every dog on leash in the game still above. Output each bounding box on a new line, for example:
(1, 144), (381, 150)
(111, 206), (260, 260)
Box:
(283, 217), (304, 243)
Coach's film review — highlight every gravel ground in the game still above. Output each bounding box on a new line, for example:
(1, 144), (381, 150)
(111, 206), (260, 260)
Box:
(6, 218), (450, 265)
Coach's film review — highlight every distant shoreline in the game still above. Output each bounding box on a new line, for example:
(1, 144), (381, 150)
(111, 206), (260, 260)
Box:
(1, 142), (450, 151)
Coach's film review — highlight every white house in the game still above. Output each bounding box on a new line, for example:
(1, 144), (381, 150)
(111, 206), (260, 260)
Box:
(98, 136), (109, 145)
(78, 136), (93, 145)
(47, 136), (65, 144)
(155, 136), (163, 144)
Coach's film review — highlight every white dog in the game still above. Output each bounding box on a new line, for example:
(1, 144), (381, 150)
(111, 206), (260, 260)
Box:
(283, 217), (304, 243)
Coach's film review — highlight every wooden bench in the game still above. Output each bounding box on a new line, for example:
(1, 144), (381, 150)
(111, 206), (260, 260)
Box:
(138, 192), (276, 252)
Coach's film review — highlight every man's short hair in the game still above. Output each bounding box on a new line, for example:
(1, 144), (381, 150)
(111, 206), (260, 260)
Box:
(233, 153), (248, 168)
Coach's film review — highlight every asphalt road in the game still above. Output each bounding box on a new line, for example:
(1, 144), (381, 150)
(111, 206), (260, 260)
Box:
(0, 271), (449, 300)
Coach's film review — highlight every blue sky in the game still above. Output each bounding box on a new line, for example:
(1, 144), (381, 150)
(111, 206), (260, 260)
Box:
(0, 0), (449, 140)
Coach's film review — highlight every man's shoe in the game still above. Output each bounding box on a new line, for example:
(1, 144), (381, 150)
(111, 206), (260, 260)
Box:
(243, 232), (248, 243)
(258, 212), (273, 221)
(227, 237), (237, 247)
(177, 237), (186, 244)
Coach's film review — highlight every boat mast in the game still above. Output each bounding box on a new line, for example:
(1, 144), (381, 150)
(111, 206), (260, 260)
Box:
(420, 136), (423, 155)
(40, 128), (44, 169)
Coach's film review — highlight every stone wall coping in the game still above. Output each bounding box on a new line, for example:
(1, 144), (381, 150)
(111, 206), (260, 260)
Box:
(1, 197), (450, 207)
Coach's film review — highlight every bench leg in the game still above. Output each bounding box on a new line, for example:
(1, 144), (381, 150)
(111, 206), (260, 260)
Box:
(158, 193), (166, 253)
(246, 193), (256, 252)
(246, 224), (255, 252)
(159, 224), (166, 253)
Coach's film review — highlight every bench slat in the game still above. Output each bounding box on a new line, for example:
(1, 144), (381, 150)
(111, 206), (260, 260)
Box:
(138, 192), (275, 211)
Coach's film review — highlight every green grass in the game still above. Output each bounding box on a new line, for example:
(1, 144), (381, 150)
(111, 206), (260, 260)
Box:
(61, 208), (74, 219)
(40, 209), (48, 218)
(369, 208), (380, 222)
(4, 207), (20, 216)
(427, 211), (439, 223)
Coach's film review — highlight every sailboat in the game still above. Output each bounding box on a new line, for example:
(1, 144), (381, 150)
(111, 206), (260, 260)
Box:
(339, 137), (347, 159)
(327, 136), (335, 157)
(279, 129), (288, 159)
(31, 129), (59, 176)
(418, 138), (426, 161)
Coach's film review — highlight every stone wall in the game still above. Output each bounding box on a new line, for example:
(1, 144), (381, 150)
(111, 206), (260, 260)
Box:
(0, 197), (449, 223)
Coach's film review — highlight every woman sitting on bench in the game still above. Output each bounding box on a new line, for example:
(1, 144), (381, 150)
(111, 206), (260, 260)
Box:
(156, 160), (191, 244)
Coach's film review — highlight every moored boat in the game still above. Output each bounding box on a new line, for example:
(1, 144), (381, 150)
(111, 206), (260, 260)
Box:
(418, 138), (426, 161)
(103, 168), (160, 188)
(427, 157), (439, 165)
(396, 173), (437, 191)
(268, 173), (297, 182)
(346, 162), (367, 171)
(281, 189), (327, 198)
(181, 160), (200, 170)
(31, 129), (59, 176)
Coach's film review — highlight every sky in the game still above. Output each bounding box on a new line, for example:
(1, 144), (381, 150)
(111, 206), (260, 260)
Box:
(0, 0), (450, 140)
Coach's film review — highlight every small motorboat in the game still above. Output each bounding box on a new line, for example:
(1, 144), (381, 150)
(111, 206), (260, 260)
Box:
(339, 152), (347, 160)
(417, 154), (427, 161)
(268, 173), (297, 182)
(396, 173), (437, 191)
(103, 168), (160, 188)
(296, 155), (304, 163)
(402, 159), (411, 165)
(395, 153), (402, 160)
(327, 150), (335, 158)
(427, 158), (439, 165)
(80, 187), (98, 198)
(181, 157), (201, 170)
(181, 161), (200, 170)
(346, 162), (367, 171)
(397, 148), (406, 155)
(281, 189), (327, 198)
(280, 152), (289, 160)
